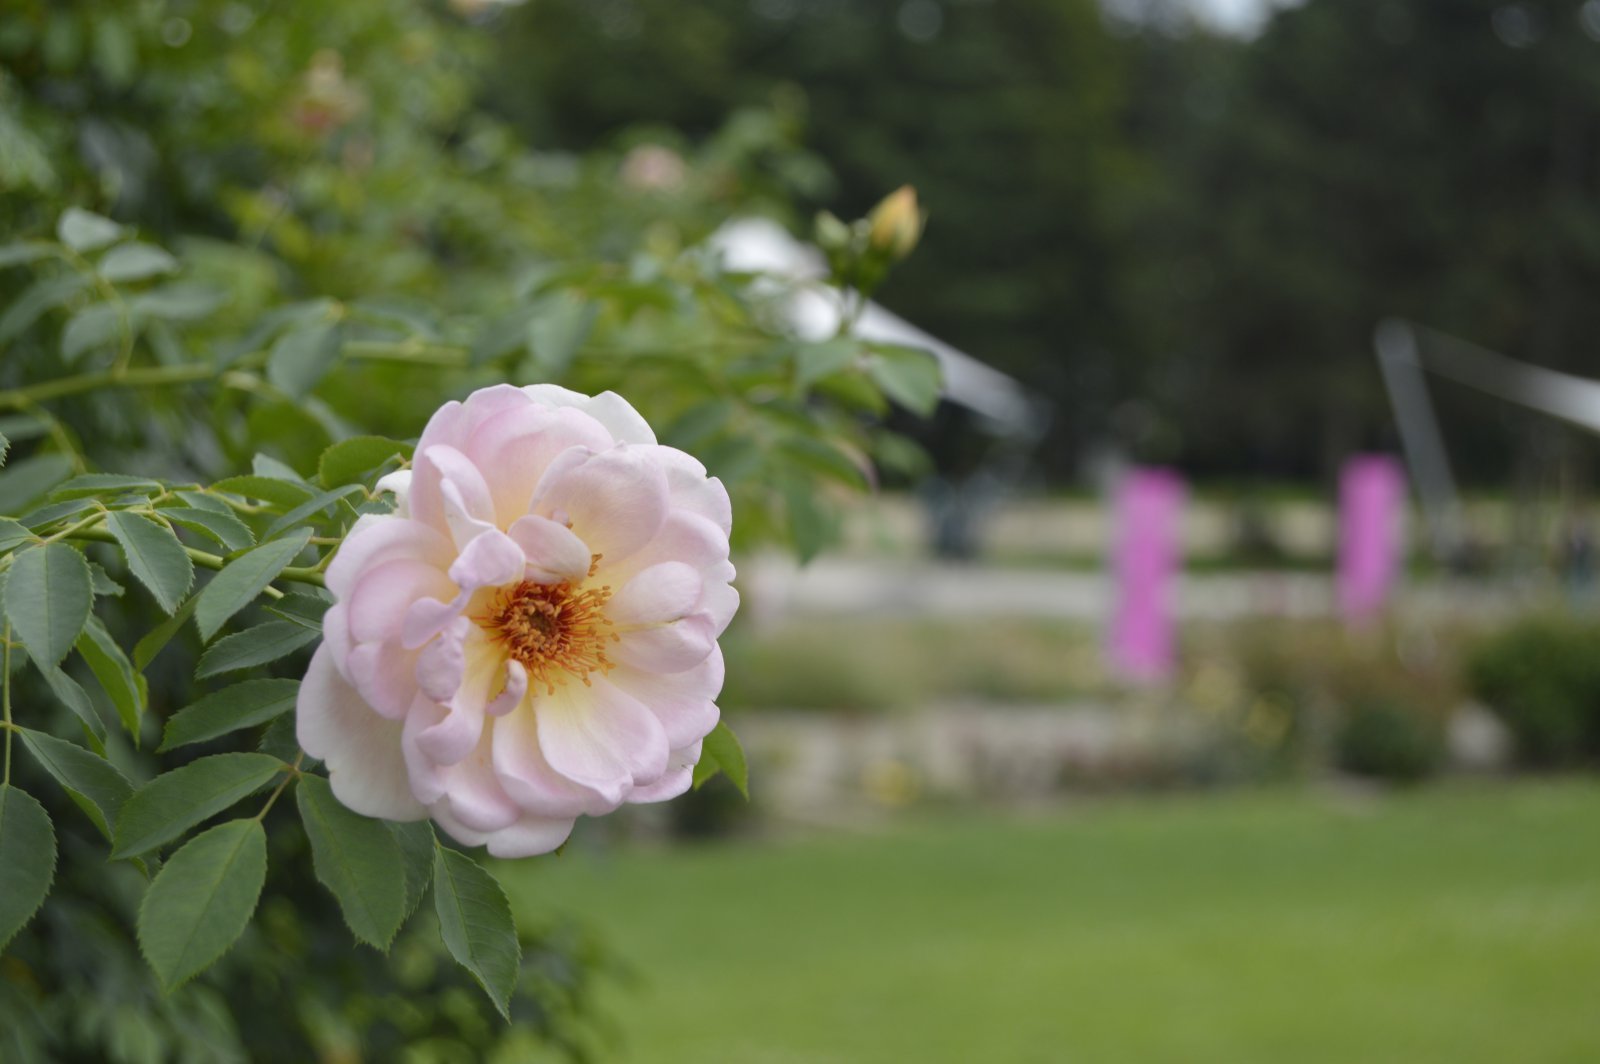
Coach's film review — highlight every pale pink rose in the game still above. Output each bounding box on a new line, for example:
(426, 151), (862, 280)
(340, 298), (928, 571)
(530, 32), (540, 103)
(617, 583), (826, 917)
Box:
(297, 385), (737, 856)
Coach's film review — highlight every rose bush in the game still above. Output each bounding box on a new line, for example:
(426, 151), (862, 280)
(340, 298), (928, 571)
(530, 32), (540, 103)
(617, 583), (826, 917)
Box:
(299, 384), (737, 856)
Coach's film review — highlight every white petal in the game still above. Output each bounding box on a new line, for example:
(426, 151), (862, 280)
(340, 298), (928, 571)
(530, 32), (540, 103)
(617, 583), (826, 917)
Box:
(627, 740), (704, 804)
(535, 675), (670, 797)
(506, 514), (593, 584)
(482, 814), (578, 858)
(607, 562), (703, 628)
(608, 644), (724, 749)
(532, 446), (668, 564)
(492, 698), (620, 818)
(611, 611), (717, 674)
(297, 646), (425, 821)
(523, 385), (656, 445)
(325, 515), (452, 600)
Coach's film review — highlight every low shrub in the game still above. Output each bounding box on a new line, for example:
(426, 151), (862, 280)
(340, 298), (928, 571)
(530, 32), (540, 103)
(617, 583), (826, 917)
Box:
(1335, 699), (1444, 784)
(1465, 615), (1600, 767)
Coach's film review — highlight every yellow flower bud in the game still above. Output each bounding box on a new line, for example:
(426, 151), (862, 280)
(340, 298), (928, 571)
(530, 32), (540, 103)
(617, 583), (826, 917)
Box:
(867, 185), (924, 261)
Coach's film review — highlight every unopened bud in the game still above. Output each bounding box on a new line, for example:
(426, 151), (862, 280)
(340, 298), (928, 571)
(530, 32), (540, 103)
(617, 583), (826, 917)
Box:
(867, 185), (923, 260)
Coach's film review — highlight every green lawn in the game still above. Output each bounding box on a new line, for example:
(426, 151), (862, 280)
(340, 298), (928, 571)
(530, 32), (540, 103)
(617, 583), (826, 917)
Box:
(506, 782), (1600, 1063)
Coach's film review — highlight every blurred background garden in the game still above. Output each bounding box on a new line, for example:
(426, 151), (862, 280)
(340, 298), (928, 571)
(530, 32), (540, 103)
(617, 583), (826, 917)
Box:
(4, 0), (1600, 1060)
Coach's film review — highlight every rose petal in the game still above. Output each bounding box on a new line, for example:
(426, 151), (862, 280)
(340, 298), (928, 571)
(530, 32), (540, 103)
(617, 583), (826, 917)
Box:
(448, 527), (525, 591)
(506, 514), (594, 584)
(652, 446), (732, 535)
(412, 444), (496, 546)
(482, 814), (579, 859)
(608, 644), (724, 748)
(346, 641), (421, 720)
(535, 675), (670, 796)
(325, 515), (452, 599)
(532, 446), (669, 564)
(470, 405), (613, 522)
(523, 385), (657, 445)
(347, 559), (454, 645)
(627, 741), (704, 804)
(297, 646), (426, 820)
(611, 611), (717, 674)
(374, 469), (413, 515)
(492, 699), (620, 818)
(607, 562), (703, 628)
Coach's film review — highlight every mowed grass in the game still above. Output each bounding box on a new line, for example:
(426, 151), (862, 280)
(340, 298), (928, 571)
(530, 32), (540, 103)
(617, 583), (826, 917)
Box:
(505, 782), (1600, 1063)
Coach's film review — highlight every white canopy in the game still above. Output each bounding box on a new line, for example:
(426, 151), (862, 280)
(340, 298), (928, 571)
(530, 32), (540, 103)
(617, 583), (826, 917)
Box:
(708, 218), (1047, 437)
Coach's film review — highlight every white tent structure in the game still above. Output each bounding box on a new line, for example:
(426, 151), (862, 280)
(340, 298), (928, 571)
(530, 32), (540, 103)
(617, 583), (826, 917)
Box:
(708, 218), (1048, 439)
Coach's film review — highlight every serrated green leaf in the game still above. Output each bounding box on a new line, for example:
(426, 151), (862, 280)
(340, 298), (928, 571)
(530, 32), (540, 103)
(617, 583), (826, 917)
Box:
(49, 474), (162, 500)
(0, 430), (8, 469)
(207, 475), (313, 511)
(317, 436), (413, 488)
(0, 453), (75, 515)
(20, 497), (97, 530)
(390, 820), (435, 922)
(0, 274), (90, 344)
(194, 529), (312, 643)
(113, 753), (284, 859)
(57, 207), (124, 251)
(0, 517), (31, 552)
(251, 453), (309, 485)
(433, 845), (520, 1019)
(265, 591), (329, 631)
(159, 678), (299, 752)
(76, 615), (145, 738)
(36, 663), (108, 754)
(4, 542), (92, 665)
(132, 593), (199, 670)
(692, 721), (750, 798)
(98, 242), (178, 283)
(17, 727), (133, 840)
(261, 483), (363, 541)
(195, 622), (318, 680)
(0, 785), (56, 954)
(267, 321), (341, 398)
(296, 776), (408, 948)
(133, 282), (224, 321)
(159, 506), (255, 553)
(87, 560), (124, 597)
(137, 819), (266, 990)
(60, 302), (123, 364)
(105, 512), (193, 615)
(865, 343), (943, 417)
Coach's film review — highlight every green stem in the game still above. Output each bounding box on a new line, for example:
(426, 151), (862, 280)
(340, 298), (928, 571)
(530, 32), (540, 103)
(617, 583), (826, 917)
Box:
(64, 527), (327, 587)
(0, 363), (215, 410)
(256, 752), (306, 821)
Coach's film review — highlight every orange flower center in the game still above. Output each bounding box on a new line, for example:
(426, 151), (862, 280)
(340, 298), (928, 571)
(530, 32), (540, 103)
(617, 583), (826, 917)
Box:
(476, 561), (617, 694)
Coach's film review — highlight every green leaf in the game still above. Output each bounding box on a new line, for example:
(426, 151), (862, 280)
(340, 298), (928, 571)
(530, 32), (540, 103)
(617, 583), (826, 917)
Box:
(36, 663), (108, 753)
(60, 302), (123, 364)
(524, 290), (596, 376)
(317, 436), (413, 488)
(865, 343), (943, 417)
(267, 322), (341, 398)
(159, 506), (255, 553)
(17, 727), (133, 840)
(195, 622), (318, 679)
(76, 615), (146, 738)
(0, 517), (31, 553)
(260, 483), (363, 541)
(0, 274), (90, 344)
(0, 429), (7, 469)
(692, 721), (750, 798)
(0, 785), (56, 953)
(4, 542), (92, 665)
(112, 752), (285, 859)
(132, 593), (199, 670)
(794, 338), (861, 389)
(159, 679), (299, 752)
(87, 560), (124, 597)
(0, 241), (55, 269)
(296, 775), (408, 948)
(98, 243), (179, 283)
(778, 435), (870, 491)
(265, 591), (330, 631)
(105, 512), (193, 615)
(49, 474), (162, 500)
(194, 528), (312, 643)
(0, 453), (75, 514)
(433, 845), (521, 1019)
(137, 819), (267, 990)
(390, 820), (435, 922)
(207, 475), (313, 511)
(133, 282), (224, 321)
(57, 207), (124, 252)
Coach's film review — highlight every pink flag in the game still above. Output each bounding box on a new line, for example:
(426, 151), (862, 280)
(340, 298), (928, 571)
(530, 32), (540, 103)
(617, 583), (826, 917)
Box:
(1337, 454), (1406, 624)
(1108, 468), (1186, 683)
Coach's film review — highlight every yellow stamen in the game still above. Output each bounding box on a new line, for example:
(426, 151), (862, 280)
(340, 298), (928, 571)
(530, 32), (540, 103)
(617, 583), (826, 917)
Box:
(475, 558), (617, 694)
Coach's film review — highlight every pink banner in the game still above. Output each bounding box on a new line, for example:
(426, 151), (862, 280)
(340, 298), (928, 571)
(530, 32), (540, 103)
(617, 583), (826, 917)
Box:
(1108, 468), (1186, 683)
(1337, 454), (1406, 624)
